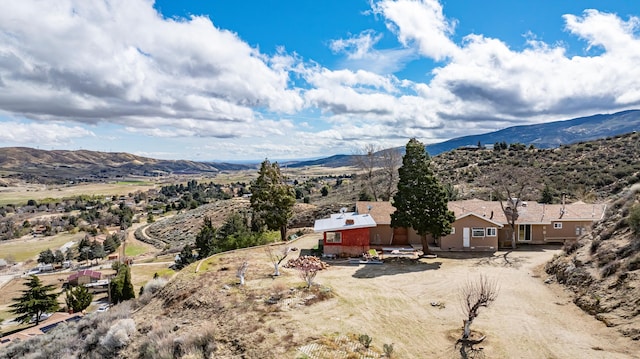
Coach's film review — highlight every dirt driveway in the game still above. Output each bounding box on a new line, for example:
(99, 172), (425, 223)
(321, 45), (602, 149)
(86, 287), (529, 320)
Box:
(288, 235), (638, 358)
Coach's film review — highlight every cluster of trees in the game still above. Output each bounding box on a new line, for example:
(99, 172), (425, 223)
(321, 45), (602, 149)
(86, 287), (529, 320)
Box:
(110, 263), (135, 304)
(75, 233), (121, 264)
(37, 248), (73, 265)
(176, 159), (296, 269)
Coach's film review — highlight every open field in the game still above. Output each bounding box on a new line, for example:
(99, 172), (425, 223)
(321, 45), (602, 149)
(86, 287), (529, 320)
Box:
(0, 233), (84, 262)
(0, 182), (158, 206)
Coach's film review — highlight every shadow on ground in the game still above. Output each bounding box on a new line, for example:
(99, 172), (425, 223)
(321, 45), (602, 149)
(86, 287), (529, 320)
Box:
(352, 259), (442, 278)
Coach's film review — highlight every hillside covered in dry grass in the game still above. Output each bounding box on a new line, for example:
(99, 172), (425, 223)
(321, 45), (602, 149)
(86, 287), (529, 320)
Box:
(545, 184), (640, 340)
(432, 132), (640, 202)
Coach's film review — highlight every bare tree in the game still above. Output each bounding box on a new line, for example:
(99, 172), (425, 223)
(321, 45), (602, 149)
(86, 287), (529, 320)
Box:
(353, 144), (381, 201)
(236, 261), (249, 286)
(487, 166), (537, 249)
(378, 148), (401, 201)
(456, 275), (499, 358)
(284, 256), (328, 288)
(353, 144), (402, 202)
(266, 246), (291, 276)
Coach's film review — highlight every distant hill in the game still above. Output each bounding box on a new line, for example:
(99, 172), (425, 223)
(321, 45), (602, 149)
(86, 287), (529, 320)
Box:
(289, 110), (640, 168)
(425, 109), (640, 155)
(284, 154), (354, 168)
(0, 147), (222, 184)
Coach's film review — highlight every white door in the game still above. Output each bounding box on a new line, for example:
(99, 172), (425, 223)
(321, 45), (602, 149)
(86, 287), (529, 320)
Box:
(463, 227), (470, 247)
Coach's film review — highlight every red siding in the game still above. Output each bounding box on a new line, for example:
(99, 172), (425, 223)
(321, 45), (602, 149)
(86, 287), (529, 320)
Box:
(324, 227), (371, 257)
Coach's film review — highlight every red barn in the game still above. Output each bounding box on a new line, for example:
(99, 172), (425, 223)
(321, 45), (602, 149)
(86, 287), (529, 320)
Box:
(314, 211), (377, 257)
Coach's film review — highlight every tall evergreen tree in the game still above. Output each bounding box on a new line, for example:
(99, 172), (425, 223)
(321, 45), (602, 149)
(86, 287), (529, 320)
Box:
(65, 285), (93, 313)
(391, 138), (455, 256)
(250, 159), (296, 242)
(10, 275), (60, 325)
(110, 264), (135, 304)
(195, 217), (217, 258)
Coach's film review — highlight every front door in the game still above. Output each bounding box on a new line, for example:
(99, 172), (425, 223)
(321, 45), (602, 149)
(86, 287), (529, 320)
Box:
(463, 227), (470, 247)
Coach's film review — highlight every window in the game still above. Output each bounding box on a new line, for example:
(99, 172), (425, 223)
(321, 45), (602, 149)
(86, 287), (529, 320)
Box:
(450, 227), (455, 234)
(553, 222), (562, 229)
(486, 227), (497, 237)
(575, 226), (585, 236)
(472, 228), (485, 237)
(326, 232), (342, 243)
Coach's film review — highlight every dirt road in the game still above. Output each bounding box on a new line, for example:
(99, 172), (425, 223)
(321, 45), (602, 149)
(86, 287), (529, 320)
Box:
(288, 234), (638, 358)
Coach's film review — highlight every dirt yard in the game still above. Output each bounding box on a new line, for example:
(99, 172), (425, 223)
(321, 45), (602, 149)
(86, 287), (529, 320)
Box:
(285, 235), (638, 358)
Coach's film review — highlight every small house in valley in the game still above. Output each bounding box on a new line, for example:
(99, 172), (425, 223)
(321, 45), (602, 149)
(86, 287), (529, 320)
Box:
(68, 269), (102, 286)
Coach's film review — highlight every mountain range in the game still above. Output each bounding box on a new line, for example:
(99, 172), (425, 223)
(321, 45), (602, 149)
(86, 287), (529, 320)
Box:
(0, 109), (639, 182)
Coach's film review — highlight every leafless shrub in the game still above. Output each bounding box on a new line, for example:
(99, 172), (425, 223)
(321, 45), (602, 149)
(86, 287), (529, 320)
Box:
(99, 318), (136, 353)
(456, 275), (499, 359)
(237, 261), (249, 286)
(266, 246), (291, 276)
(284, 256), (328, 288)
(563, 240), (580, 254)
(601, 261), (620, 278)
(144, 277), (168, 295)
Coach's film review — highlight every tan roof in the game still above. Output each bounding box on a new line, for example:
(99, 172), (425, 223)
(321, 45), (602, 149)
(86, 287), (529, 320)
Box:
(357, 199), (607, 225)
(356, 201), (395, 225)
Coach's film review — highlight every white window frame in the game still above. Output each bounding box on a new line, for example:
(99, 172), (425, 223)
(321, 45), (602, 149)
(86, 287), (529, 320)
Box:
(326, 232), (342, 243)
(553, 222), (562, 229)
(450, 227), (455, 235)
(472, 228), (485, 237)
(485, 227), (497, 237)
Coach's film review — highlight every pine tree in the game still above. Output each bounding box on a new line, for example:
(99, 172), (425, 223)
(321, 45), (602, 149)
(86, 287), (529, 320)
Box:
(65, 285), (93, 313)
(250, 159), (296, 242)
(195, 217), (217, 258)
(110, 264), (135, 304)
(391, 138), (455, 256)
(10, 275), (60, 325)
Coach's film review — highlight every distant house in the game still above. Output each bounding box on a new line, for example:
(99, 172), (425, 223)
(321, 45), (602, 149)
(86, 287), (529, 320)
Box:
(68, 270), (102, 286)
(32, 225), (47, 236)
(313, 211), (377, 257)
(353, 200), (607, 252)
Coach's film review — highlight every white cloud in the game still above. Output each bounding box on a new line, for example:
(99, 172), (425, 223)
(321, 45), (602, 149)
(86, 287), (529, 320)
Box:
(1, 0), (639, 161)
(0, 0), (302, 133)
(330, 30), (383, 60)
(372, 0), (459, 61)
(0, 121), (95, 145)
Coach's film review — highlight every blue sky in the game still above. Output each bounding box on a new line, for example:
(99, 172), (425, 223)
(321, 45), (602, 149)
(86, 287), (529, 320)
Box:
(1, 0), (639, 161)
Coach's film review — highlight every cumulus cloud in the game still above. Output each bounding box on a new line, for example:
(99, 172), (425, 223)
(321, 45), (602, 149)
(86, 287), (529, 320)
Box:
(372, 0), (459, 61)
(0, 121), (95, 145)
(1, 0), (639, 160)
(0, 0), (302, 135)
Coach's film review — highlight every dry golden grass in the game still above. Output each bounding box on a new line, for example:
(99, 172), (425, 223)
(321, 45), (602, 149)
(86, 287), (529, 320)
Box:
(0, 233), (85, 262)
(0, 181), (157, 206)
(122, 234), (640, 359)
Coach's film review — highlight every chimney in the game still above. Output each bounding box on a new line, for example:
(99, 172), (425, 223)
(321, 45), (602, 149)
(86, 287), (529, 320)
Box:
(345, 219), (355, 225)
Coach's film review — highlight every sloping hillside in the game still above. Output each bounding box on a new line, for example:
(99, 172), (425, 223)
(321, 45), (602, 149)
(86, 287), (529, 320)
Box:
(432, 132), (640, 202)
(140, 198), (331, 249)
(0, 147), (220, 184)
(545, 184), (640, 340)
